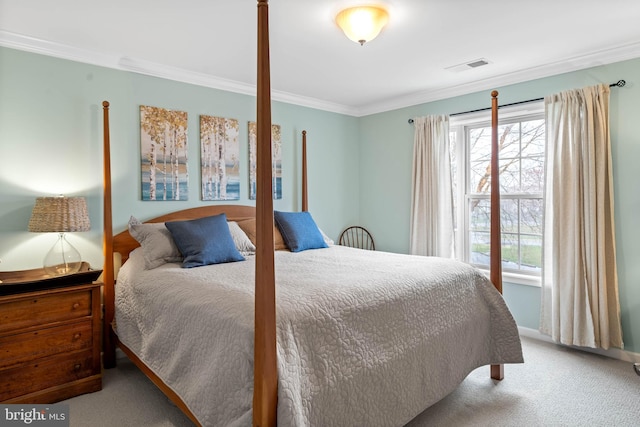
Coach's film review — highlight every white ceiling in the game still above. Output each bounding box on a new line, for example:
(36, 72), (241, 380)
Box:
(2, 0), (640, 116)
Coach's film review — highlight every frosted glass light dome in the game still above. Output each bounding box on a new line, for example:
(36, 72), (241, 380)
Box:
(335, 5), (389, 45)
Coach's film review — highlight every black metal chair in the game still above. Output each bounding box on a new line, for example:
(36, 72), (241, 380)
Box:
(338, 226), (375, 250)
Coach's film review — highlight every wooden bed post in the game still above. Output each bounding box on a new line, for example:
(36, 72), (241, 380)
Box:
(253, 1), (278, 426)
(102, 100), (116, 369)
(489, 90), (504, 380)
(302, 130), (308, 212)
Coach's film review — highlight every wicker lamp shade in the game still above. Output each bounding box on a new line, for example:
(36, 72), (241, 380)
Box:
(28, 196), (90, 233)
(28, 196), (90, 276)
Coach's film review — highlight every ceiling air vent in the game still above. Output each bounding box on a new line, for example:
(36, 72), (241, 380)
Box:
(445, 58), (491, 73)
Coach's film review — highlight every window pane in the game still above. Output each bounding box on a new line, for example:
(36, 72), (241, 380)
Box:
(500, 199), (519, 234)
(470, 231), (490, 265)
(520, 199), (543, 236)
(521, 119), (545, 157)
(468, 197), (543, 273)
(521, 156), (544, 193)
(458, 109), (544, 276)
(521, 234), (542, 271)
(470, 160), (491, 194)
(469, 127), (491, 162)
(501, 232), (520, 270)
(497, 123), (519, 158)
(469, 119), (545, 195)
(469, 126), (491, 194)
(499, 157), (521, 193)
(450, 131), (458, 232)
(469, 199), (490, 232)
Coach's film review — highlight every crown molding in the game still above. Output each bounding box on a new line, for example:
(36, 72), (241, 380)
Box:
(117, 57), (358, 116)
(355, 40), (640, 116)
(0, 30), (358, 116)
(2, 30), (639, 118)
(0, 30), (121, 67)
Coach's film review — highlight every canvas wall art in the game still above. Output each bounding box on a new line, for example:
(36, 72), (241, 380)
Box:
(248, 121), (282, 200)
(140, 105), (189, 201)
(200, 115), (240, 201)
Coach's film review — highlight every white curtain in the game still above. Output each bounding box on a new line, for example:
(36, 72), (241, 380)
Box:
(410, 115), (454, 257)
(540, 84), (623, 349)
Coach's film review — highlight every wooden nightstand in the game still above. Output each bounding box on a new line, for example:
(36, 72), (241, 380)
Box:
(0, 263), (103, 403)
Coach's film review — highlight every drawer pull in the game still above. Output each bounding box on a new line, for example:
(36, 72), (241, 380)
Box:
(72, 302), (80, 309)
(73, 363), (82, 371)
(73, 333), (82, 340)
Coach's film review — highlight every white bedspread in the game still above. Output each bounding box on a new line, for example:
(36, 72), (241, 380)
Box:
(115, 245), (523, 426)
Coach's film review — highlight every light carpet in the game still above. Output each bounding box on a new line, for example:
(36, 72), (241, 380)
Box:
(63, 336), (640, 426)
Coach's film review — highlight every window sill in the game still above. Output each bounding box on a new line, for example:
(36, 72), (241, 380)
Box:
(478, 269), (541, 287)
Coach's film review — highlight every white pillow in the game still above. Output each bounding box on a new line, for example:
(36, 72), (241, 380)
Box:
(128, 216), (260, 268)
(227, 221), (256, 256)
(319, 228), (334, 246)
(128, 216), (182, 269)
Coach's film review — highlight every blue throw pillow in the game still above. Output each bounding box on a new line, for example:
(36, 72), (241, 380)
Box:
(274, 211), (328, 252)
(165, 214), (245, 268)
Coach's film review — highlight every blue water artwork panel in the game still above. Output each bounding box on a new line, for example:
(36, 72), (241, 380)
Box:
(200, 115), (240, 201)
(140, 105), (189, 201)
(248, 121), (282, 200)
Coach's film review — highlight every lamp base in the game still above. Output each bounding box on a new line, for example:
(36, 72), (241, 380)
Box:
(43, 233), (82, 277)
(44, 262), (82, 277)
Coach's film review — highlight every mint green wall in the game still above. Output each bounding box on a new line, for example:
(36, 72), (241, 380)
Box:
(0, 46), (360, 271)
(1, 45), (638, 355)
(359, 58), (640, 354)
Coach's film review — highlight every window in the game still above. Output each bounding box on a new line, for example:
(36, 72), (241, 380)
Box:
(450, 103), (545, 283)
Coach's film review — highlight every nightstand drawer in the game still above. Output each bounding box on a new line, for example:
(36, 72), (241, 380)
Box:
(0, 274), (102, 403)
(0, 349), (97, 402)
(0, 289), (92, 334)
(0, 320), (93, 370)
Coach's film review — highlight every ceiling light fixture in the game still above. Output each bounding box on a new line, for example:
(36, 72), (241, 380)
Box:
(335, 5), (389, 46)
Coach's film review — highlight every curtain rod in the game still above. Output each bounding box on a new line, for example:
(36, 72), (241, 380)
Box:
(407, 80), (626, 124)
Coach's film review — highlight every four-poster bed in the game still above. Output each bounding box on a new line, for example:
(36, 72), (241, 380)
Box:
(101, 2), (521, 426)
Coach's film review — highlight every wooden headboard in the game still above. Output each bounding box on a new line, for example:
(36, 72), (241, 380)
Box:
(113, 205), (257, 265)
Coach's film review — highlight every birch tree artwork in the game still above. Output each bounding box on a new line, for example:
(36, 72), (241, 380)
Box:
(248, 121), (282, 200)
(200, 115), (240, 201)
(140, 105), (189, 201)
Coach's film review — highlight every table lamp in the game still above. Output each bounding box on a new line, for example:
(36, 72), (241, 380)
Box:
(28, 196), (90, 276)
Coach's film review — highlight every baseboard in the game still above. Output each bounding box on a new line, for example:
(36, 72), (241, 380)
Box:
(518, 326), (640, 363)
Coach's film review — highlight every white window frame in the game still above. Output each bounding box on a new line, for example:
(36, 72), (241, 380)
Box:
(450, 101), (544, 287)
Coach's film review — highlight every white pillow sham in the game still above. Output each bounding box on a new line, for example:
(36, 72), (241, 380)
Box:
(128, 216), (182, 269)
(128, 216), (256, 269)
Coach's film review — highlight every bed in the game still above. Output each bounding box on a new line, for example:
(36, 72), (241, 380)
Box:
(101, 1), (523, 426)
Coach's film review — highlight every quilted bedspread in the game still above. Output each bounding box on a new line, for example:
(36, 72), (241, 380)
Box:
(115, 245), (523, 426)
